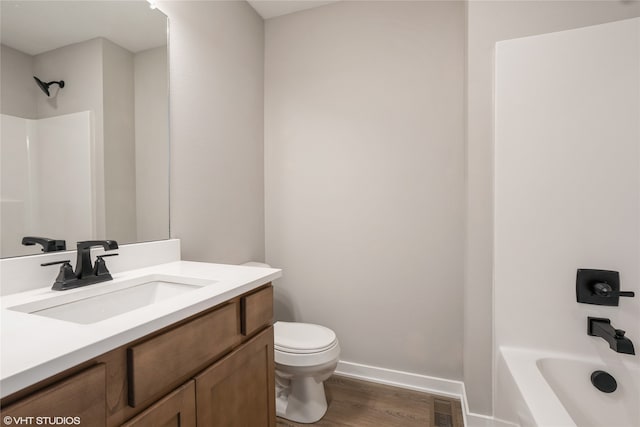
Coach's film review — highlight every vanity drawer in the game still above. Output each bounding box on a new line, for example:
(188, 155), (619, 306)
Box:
(241, 285), (273, 336)
(1, 364), (106, 426)
(127, 302), (241, 407)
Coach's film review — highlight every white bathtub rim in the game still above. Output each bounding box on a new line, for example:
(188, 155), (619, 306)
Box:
(499, 346), (577, 427)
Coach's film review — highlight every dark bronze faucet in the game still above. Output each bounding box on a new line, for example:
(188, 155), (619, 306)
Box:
(22, 236), (66, 252)
(41, 240), (119, 291)
(588, 317), (635, 355)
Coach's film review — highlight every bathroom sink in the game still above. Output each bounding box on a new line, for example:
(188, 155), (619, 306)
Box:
(8, 274), (215, 324)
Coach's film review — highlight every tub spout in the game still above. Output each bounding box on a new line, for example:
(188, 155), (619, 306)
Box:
(588, 317), (635, 355)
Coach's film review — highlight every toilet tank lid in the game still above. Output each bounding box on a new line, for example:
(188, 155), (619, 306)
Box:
(242, 261), (271, 268)
(274, 321), (337, 353)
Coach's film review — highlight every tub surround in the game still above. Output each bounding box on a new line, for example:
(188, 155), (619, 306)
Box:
(494, 17), (640, 426)
(1, 256), (281, 399)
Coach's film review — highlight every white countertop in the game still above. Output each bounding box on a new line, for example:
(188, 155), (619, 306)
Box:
(0, 261), (281, 398)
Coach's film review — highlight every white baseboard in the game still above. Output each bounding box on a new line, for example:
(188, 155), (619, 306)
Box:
(336, 360), (464, 398)
(335, 360), (518, 427)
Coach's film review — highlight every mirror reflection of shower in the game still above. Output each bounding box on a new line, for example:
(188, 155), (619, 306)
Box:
(33, 76), (64, 97)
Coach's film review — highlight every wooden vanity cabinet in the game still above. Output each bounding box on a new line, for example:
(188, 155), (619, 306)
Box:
(241, 285), (274, 336)
(120, 381), (196, 427)
(127, 302), (241, 407)
(195, 327), (275, 426)
(0, 284), (274, 427)
(1, 364), (107, 427)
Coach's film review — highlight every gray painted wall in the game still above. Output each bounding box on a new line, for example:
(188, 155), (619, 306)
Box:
(0, 45), (37, 119)
(265, 1), (465, 380)
(159, 1), (265, 264)
(134, 47), (170, 243)
(103, 39), (137, 244)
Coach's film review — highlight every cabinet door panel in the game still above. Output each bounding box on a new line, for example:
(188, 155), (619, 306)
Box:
(1, 365), (106, 427)
(121, 381), (195, 427)
(195, 326), (275, 427)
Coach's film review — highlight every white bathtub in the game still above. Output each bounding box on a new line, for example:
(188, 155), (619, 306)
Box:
(496, 347), (639, 427)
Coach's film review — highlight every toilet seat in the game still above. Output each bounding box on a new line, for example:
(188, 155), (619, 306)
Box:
(274, 322), (337, 354)
(274, 322), (340, 368)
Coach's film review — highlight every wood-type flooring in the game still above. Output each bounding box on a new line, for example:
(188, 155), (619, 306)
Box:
(276, 375), (464, 427)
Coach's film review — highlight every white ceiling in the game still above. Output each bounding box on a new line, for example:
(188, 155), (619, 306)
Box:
(1, 0), (339, 56)
(247, 0), (340, 19)
(1, 1), (167, 56)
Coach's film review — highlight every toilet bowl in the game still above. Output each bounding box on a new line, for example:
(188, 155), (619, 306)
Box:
(274, 321), (340, 423)
(240, 262), (340, 423)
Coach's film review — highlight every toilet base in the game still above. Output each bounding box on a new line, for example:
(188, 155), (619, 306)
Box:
(276, 376), (328, 423)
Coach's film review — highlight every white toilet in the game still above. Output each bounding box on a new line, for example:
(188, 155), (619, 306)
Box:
(242, 262), (340, 424)
(274, 321), (340, 423)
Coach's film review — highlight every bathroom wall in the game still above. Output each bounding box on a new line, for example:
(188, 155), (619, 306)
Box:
(465, 1), (640, 415)
(0, 45), (37, 119)
(34, 38), (106, 238)
(265, 1), (465, 381)
(134, 47), (169, 243)
(158, 1), (265, 264)
(102, 39), (137, 244)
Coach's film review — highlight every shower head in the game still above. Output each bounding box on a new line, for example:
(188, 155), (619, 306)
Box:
(33, 76), (65, 97)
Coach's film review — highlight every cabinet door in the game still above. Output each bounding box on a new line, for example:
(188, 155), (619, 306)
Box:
(195, 326), (275, 427)
(121, 381), (195, 427)
(1, 364), (106, 427)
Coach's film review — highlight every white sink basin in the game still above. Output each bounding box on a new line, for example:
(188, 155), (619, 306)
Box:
(8, 274), (216, 324)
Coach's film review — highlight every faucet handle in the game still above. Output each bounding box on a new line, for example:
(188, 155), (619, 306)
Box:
(41, 259), (71, 267)
(593, 282), (635, 299)
(41, 260), (78, 290)
(577, 269), (635, 306)
(97, 253), (119, 258)
(93, 253), (118, 277)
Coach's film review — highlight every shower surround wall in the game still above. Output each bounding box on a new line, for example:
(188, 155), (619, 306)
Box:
(493, 17), (640, 419)
(0, 112), (93, 257)
(265, 1), (465, 382)
(465, 1), (640, 415)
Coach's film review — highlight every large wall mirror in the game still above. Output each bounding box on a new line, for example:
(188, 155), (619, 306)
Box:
(0, 1), (169, 258)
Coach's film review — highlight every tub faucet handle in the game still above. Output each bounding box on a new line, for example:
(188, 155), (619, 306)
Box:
(593, 282), (635, 299)
(576, 269), (635, 306)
